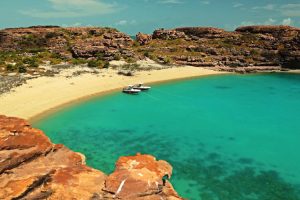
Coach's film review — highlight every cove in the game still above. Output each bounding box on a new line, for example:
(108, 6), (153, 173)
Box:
(34, 73), (300, 200)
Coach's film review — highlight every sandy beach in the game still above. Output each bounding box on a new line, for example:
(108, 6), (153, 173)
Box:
(0, 64), (228, 121)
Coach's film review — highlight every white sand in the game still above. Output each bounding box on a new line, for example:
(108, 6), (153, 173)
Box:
(0, 65), (228, 121)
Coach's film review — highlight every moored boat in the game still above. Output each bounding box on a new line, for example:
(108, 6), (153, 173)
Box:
(122, 86), (141, 94)
(132, 83), (151, 91)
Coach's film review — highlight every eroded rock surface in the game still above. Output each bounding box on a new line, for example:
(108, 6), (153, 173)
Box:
(134, 25), (300, 70)
(0, 26), (134, 61)
(136, 32), (152, 45)
(1, 25), (299, 73)
(0, 115), (183, 200)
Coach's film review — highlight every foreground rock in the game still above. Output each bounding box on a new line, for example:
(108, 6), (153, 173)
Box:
(0, 115), (183, 200)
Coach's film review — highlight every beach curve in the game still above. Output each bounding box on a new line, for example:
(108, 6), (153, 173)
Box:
(0, 66), (228, 122)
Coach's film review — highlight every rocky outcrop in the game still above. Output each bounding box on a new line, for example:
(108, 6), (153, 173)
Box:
(153, 29), (186, 40)
(0, 115), (183, 200)
(103, 154), (180, 199)
(175, 27), (230, 39)
(0, 26), (134, 60)
(135, 25), (300, 70)
(235, 25), (300, 69)
(235, 25), (300, 37)
(1, 25), (300, 72)
(136, 32), (152, 45)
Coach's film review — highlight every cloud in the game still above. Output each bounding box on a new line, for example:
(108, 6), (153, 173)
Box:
(61, 22), (92, 27)
(233, 3), (243, 8)
(115, 20), (137, 26)
(158, 0), (183, 4)
(252, 3), (300, 17)
(239, 17), (293, 27)
(252, 4), (276, 11)
(282, 18), (293, 25)
(20, 0), (117, 18)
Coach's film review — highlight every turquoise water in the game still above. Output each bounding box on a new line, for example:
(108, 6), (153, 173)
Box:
(34, 73), (300, 200)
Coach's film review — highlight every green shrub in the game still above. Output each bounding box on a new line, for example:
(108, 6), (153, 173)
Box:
(144, 51), (150, 57)
(87, 60), (110, 69)
(149, 54), (158, 61)
(6, 64), (15, 71)
(121, 63), (140, 70)
(96, 52), (104, 59)
(23, 57), (39, 68)
(49, 59), (60, 65)
(15, 62), (27, 73)
(18, 66), (27, 73)
(88, 60), (101, 68)
(125, 57), (136, 63)
(103, 61), (110, 68)
(163, 57), (172, 64)
(72, 58), (87, 65)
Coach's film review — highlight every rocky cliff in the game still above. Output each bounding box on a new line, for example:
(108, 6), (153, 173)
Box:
(0, 25), (300, 74)
(0, 26), (134, 61)
(0, 115), (183, 200)
(136, 25), (300, 71)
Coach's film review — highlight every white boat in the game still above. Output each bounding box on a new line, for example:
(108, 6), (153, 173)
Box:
(122, 86), (141, 94)
(132, 83), (151, 91)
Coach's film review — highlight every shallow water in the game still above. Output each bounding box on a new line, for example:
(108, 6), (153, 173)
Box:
(34, 73), (300, 200)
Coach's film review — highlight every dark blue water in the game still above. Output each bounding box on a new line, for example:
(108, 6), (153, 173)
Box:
(34, 73), (300, 200)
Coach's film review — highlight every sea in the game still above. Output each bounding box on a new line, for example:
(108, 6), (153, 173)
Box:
(34, 73), (300, 200)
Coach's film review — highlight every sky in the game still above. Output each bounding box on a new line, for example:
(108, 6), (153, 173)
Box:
(0, 0), (299, 35)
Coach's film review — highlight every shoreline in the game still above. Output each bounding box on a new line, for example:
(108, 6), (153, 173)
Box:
(30, 73), (231, 124)
(0, 66), (229, 123)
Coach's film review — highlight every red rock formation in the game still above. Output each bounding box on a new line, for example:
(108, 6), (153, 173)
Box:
(175, 27), (228, 38)
(153, 29), (186, 40)
(0, 26), (134, 60)
(141, 25), (300, 70)
(235, 25), (300, 35)
(136, 32), (152, 45)
(0, 115), (183, 200)
(1, 25), (300, 71)
(103, 154), (181, 199)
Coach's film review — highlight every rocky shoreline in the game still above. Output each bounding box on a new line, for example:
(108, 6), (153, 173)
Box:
(0, 115), (183, 200)
(0, 25), (300, 93)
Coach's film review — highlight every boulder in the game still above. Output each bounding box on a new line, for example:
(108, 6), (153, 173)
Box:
(153, 29), (186, 40)
(136, 32), (152, 45)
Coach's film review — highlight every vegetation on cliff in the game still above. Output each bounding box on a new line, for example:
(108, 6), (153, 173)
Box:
(0, 25), (300, 76)
(135, 26), (300, 69)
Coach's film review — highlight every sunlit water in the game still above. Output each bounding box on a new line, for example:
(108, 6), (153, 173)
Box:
(34, 73), (300, 200)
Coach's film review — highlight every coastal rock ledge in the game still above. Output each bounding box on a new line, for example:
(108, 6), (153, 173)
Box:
(0, 115), (183, 200)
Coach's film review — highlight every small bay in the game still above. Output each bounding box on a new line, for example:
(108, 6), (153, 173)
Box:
(34, 73), (300, 200)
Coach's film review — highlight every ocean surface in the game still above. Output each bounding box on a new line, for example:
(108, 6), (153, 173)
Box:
(34, 73), (300, 200)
